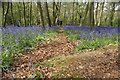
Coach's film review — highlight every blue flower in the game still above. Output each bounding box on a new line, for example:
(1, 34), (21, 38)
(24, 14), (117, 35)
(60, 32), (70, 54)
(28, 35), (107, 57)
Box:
(11, 76), (15, 79)
(6, 47), (11, 50)
(32, 67), (35, 69)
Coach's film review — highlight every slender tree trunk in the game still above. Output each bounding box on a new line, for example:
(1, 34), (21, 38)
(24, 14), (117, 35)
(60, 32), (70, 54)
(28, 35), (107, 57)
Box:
(0, 2), (2, 27)
(2, 2), (4, 17)
(58, 2), (61, 21)
(53, 2), (55, 25)
(30, 2), (32, 25)
(17, 2), (21, 25)
(23, 2), (26, 27)
(72, 2), (75, 25)
(118, 11), (120, 27)
(75, 2), (78, 25)
(98, 2), (104, 26)
(10, 2), (14, 25)
(37, 6), (39, 25)
(38, 2), (45, 28)
(110, 2), (116, 26)
(78, 4), (82, 26)
(55, 2), (61, 23)
(45, 2), (51, 27)
(89, 2), (94, 30)
(3, 2), (9, 27)
(2, 2), (4, 27)
(64, 5), (66, 25)
(81, 2), (89, 26)
(95, 2), (99, 26)
(67, 8), (70, 25)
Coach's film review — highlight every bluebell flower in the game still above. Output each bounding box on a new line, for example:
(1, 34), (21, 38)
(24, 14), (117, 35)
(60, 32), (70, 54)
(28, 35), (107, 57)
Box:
(11, 76), (15, 79)
(32, 67), (35, 69)
(6, 47), (11, 50)
(0, 61), (2, 64)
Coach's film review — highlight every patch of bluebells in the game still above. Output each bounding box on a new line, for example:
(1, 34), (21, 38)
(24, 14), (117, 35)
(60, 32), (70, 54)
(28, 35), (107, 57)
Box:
(1, 25), (59, 69)
(63, 26), (119, 51)
(63, 26), (119, 41)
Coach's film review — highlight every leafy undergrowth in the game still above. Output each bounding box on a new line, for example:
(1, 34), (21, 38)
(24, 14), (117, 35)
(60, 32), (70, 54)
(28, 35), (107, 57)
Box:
(1, 26), (58, 70)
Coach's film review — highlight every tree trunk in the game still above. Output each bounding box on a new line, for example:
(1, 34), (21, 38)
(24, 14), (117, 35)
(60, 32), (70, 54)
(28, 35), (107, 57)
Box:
(81, 2), (89, 26)
(30, 2), (32, 25)
(2, 2), (4, 17)
(17, 2), (21, 25)
(78, 4), (82, 26)
(98, 2), (104, 26)
(10, 2), (14, 25)
(72, 2), (75, 25)
(95, 2), (99, 26)
(64, 5), (66, 25)
(58, 2), (61, 21)
(110, 2), (116, 26)
(89, 2), (94, 30)
(55, 2), (61, 23)
(45, 2), (51, 27)
(23, 2), (26, 27)
(38, 2), (45, 28)
(2, 2), (4, 27)
(3, 2), (9, 27)
(53, 2), (55, 25)
(75, 2), (79, 25)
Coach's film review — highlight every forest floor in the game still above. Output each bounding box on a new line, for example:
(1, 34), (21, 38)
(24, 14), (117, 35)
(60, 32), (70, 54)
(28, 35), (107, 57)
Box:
(2, 32), (120, 79)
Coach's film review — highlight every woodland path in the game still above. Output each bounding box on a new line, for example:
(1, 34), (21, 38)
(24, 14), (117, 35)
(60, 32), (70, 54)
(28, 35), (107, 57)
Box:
(2, 32), (120, 79)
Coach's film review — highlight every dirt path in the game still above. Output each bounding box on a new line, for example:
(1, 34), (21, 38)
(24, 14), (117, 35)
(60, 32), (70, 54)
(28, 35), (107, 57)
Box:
(36, 44), (119, 78)
(2, 33), (120, 79)
(59, 44), (120, 78)
(2, 33), (77, 78)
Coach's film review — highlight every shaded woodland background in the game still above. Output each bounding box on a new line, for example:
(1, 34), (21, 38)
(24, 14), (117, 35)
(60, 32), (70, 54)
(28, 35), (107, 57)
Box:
(2, 2), (120, 28)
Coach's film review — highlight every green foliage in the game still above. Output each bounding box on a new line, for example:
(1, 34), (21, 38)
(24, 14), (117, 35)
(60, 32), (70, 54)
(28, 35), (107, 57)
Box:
(63, 29), (76, 35)
(35, 71), (44, 78)
(2, 29), (57, 70)
(64, 27), (118, 52)
(27, 74), (36, 78)
(63, 29), (70, 34)
(113, 18), (120, 27)
(51, 73), (61, 78)
(35, 56), (64, 68)
(68, 34), (80, 41)
(74, 36), (118, 52)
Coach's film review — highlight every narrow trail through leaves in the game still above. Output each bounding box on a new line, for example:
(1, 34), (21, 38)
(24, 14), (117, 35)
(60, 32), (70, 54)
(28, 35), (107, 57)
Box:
(2, 33), (120, 78)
